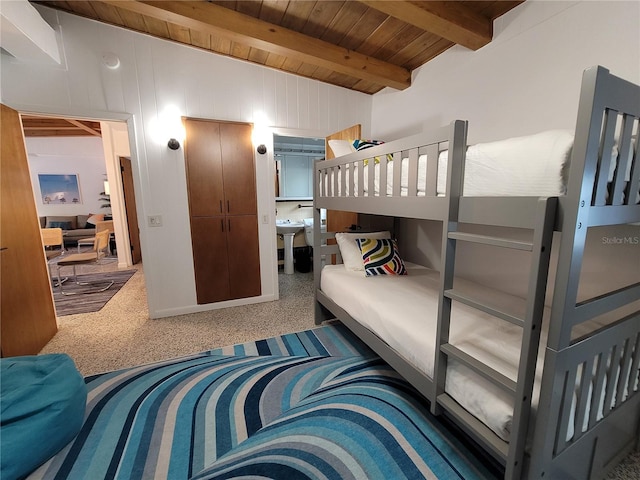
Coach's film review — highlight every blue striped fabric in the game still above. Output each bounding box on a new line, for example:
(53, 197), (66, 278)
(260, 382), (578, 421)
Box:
(207, 322), (375, 358)
(26, 325), (498, 480)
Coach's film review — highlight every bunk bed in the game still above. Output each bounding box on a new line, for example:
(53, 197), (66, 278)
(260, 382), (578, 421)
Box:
(312, 66), (640, 479)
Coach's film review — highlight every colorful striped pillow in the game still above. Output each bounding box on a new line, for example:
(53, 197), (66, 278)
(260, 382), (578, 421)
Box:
(356, 238), (407, 276)
(353, 139), (393, 165)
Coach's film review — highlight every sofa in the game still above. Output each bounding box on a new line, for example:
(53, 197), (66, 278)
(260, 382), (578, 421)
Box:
(39, 214), (100, 247)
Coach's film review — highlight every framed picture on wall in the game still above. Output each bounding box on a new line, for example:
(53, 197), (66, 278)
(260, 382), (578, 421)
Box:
(38, 174), (82, 204)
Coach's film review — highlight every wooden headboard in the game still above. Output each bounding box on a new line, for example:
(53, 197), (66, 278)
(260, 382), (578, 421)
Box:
(325, 124), (361, 160)
(324, 125), (361, 239)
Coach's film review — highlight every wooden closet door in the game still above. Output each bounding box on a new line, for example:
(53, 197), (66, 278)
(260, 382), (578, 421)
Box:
(226, 215), (261, 300)
(1, 104), (57, 356)
(220, 123), (257, 215)
(190, 216), (230, 304)
(184, 119), (225, 216)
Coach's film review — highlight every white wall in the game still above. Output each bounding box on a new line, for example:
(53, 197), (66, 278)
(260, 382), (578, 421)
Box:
(26, 136), (107, 217)
(0, 6), (372, 318)
(384, 0), (640, 301)
(371, 1), (640, 143)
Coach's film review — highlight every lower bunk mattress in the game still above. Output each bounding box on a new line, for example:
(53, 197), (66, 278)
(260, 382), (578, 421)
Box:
(319, 262), (636, 443)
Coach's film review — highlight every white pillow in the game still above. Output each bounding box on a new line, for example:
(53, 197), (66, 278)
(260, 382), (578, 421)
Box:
(328, 139), (355, 158)
(335, 231), (391, 271)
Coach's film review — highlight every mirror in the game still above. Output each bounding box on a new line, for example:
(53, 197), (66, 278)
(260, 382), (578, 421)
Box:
(274, 134), (324, 200)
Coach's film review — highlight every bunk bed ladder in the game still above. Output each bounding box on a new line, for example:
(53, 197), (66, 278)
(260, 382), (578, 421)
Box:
(433, 195), (557, 479)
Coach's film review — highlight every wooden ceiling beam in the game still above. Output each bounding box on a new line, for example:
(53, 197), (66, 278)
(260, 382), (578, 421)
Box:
(359, 1), (492, 50)
(68, 119), (102, 137)
(101, 0), (412, 90)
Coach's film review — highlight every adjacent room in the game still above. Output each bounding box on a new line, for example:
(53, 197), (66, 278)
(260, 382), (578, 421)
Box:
(1, 1), (638, 479)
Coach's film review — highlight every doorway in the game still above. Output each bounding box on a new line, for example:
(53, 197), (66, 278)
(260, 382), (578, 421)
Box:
(20, 114), (147, 312)
(273, 133), (325, 281)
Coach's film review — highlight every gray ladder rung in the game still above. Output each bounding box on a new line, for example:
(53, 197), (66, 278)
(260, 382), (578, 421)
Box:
(448, 232), (533, 251)
(444, 289), (525, 327)
(441, 343), (517, 394)
(437, 393), (508, 463)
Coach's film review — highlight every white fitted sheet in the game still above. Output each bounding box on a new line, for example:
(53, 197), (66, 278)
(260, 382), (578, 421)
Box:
(320, 262), (633, 442)
(322, 130), (574, 198)
(321, 262), (537, 440)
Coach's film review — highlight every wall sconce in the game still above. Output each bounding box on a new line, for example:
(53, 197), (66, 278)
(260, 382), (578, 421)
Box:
(252, 112), (271, 156)
(151, 105), (185, 150)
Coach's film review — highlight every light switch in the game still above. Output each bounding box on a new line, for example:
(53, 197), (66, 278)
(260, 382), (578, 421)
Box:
(148, 215), (162, 227)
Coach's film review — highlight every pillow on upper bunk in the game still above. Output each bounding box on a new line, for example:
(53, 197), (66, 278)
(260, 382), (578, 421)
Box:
(335, 231), (391, 271)
(353, 139), (393, 165)
(328, 139), (355, 157)
(352, 139), (384, 150)
(357, 238), (407, 276)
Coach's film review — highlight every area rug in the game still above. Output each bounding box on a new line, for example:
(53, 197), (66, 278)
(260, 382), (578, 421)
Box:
(28, 324), (500, 480)
(51, 270), (136, 316)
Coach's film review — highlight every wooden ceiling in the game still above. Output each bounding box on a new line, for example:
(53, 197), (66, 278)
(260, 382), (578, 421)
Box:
(21, 115), (102, 137)
(33, 0), (522, 95)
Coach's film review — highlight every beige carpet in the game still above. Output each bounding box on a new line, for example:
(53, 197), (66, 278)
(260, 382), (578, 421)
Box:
(40, 264), (316, 377)
(39, 264), (639, 478)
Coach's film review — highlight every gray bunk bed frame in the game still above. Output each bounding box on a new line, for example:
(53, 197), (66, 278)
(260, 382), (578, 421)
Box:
(312, 66), (640, 479)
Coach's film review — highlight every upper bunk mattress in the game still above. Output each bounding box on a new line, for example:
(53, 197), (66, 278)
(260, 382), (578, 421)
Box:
(323, 130), (574, 198)
(321, 129), (635, 201)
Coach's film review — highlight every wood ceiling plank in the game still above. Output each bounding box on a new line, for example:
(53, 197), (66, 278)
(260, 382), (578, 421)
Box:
(231, 42), (251, 60)
(167, 22), (191, 44)
(359, 0), (492, 50)
(116, 8), (148, 32)
(68, 120), (102, 137)
(405, 37), (453, 68)
(320, 1), (369, 46)
(356, 16), (406, 57)
(265, 52), (287, 70)
(190, 29), (212, 50)
(300, 1), (347, 41)
(280, 0), (316, 32)
(142, 14), (170, 38)
(211, 35), (232, 55)
(281, 57), (304, 74)
(234, 0), (262, 18)
(393, 31), (446, 67)
(338, 8), (388, 51)
(102, 1), (411, 90)
(55, 1), (98, 19)
(351, 78), (381, 95)
(372, 24), (423, 62)
(248, 47), (270, 65)
(259, 0), (289, 25)
(296, 62), (319, 79)
(43, 1), (73, 9)
(21, 117), (102, 137)
(90, 1), (126, 25)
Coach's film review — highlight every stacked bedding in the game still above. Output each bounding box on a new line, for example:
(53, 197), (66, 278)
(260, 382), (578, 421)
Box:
(323, 130), (574, 198)
(323, 129), (637, 201)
